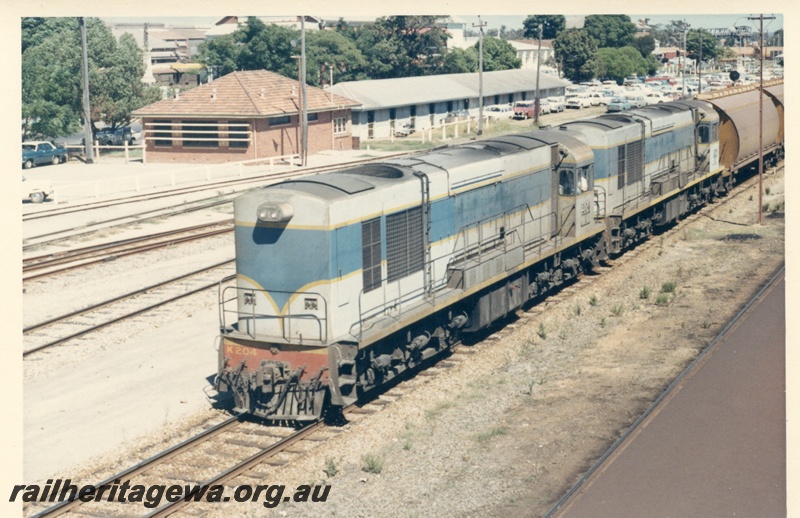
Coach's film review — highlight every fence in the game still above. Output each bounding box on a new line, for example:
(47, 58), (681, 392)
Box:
(53, 152), (301, 202)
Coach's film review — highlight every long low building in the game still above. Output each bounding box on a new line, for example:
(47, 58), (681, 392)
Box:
(329, 68), (571, 144)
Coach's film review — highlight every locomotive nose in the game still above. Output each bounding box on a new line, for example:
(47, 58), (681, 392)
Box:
(257, 202), (294, 223)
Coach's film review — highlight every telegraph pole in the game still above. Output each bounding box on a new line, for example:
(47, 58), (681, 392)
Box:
(79, 17), (94, 164)
(473, 17), (486, 135)
(300, 16), (308, 167)
(534, 24), (543, 124)
(748, 14), (775, 224)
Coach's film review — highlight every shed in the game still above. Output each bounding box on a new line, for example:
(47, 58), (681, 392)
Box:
(133, 70), (360, 164)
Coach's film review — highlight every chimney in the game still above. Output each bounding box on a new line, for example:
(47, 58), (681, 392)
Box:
(174, 88), (180, 100)
(260, 87), (265, 99)
(211, 88), (217, 100)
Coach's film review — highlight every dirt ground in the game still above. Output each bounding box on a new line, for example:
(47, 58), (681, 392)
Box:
(22, 165), (784, 517)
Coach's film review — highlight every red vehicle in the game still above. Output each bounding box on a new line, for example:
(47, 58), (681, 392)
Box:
(512, 101), (538, 120)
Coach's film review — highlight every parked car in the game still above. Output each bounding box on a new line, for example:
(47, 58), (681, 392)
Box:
(83, 126), (135, 146)
(21, 175), (54, 204)
(566, 96), (591, 109)
(607, 97), (632, 113)
(537, 99), (551, 115)
(22, 141), (68, 169)
(485, 104), (513, 119)
(394, 122), (415, 137)
(644, 92), (668, 105)
(586, 92), (611, 106)
(546, 96), (565, 113)
(624, 94), (647, 108)
(512, 101), (537, 119)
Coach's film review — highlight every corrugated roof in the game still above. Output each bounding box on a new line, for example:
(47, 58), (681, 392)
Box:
(133, 70), (360, 118)
(328, 69), (571, 110)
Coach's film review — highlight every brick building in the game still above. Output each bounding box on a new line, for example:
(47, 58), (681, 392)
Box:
(133, 70), (360, 163)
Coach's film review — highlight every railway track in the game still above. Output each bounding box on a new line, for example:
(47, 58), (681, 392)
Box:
(23, 261), (235, 356)
(23, 221), (234, 281)
(24, 161), (782, 516)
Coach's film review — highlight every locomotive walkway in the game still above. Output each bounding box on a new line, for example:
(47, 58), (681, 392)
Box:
(550, 267), (786, 517)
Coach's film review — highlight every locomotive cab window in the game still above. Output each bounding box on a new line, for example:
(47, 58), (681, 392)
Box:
(578, 166), (593, 193)
(559, 168), (576, 196)
(699, 124), (710, 143)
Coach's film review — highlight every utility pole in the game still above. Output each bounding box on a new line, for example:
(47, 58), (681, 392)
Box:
(473, 16), (486, 135)
(534, 24), (543, 124)
(748, 14), (775, 225)
(300, 17), (308, 166)
(682, 29), (687, 98)
(79, 17), (94, 164)
(697, 31), (702, 94)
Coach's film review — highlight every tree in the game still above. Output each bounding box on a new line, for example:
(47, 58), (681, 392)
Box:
(767, 29), (783, 47)
(479, 37), (522, 71)
(553, 29), (599, 82)
(21, 17), (161, 139)
(442, 47), (478, 74)
(597, 46), (649, 83)
(234, 17), (298, 79)
(583, 15), (636, 48)
(523, 15), (566, 40)
(195, 34), (240, 76)
(632, 35), (656, 58)
(650, 20), (691, 48)
(305, 30), (368, 86)
(363, 16), (449, 77)
(687, 28), (721, 61)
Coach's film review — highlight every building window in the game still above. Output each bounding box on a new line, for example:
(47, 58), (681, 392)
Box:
(389, 108), (396, 120)
(307, 112), (318, 122)
(361, 218), (382, 293)
(269, 115), (291, 126)
(182, 120), (218, 148)
(334, 117), (348, 134)
(153, 120), (172, 147)
(386, 207), (423, 283)
(447, 101), (454, 112)
(228, 122), (249, 149)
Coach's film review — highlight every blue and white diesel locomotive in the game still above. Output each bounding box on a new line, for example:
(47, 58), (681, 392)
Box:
(215, 84), (783, 422)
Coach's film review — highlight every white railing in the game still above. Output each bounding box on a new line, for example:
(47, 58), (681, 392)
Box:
(53, 151), (301, 201)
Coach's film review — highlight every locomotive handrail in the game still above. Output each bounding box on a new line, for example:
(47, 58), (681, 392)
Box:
(219, 285), (328, 344)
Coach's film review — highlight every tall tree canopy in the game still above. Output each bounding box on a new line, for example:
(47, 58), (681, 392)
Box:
(650, 20), (691, 48)
(478, 37), (522, 71)
(632, 35), (656, 58)
(21, 17), (161, 140)
(583, 15), (636, 48)
(553, 29), (599, 82)
(523, 15), (566, 40)
(441, 47), (478, 74)
(597, 46), (649, 83)
(305, 29), (369, 86)
(686, 28), (721, 61)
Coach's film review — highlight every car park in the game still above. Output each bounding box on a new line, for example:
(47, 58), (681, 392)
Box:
(22, 141), (68, 169)
(607, 97), (632, 112)
(21, 175), (54, 203)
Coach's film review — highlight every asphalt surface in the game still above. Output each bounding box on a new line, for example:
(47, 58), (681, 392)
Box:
(552, 270), (786, 517)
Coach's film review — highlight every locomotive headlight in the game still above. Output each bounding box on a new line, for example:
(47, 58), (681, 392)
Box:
(257, 202), (294, 223)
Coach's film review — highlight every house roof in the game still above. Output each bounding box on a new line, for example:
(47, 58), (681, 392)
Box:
(133, 70), (360, 118)
(329, 69), (571, 111)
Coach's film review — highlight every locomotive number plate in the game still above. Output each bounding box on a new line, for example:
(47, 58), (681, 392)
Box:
(225, 344), (259, 357)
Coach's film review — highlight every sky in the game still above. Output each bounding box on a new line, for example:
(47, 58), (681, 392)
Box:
(100, 14), (784, 33)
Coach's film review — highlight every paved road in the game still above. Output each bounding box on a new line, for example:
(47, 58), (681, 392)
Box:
(553, 270), (786, 517)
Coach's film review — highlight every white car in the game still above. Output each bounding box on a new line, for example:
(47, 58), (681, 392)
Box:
(22, 175), (54, 204)
(644, 92), (668, 105)
(485, 104), (513, 119)
(566, 96), (591, 109)
(586, 92), (611, 106)
(546, 96), (565, 112)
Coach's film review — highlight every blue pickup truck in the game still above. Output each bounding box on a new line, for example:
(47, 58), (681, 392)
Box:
(22, 141), (68, 169)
